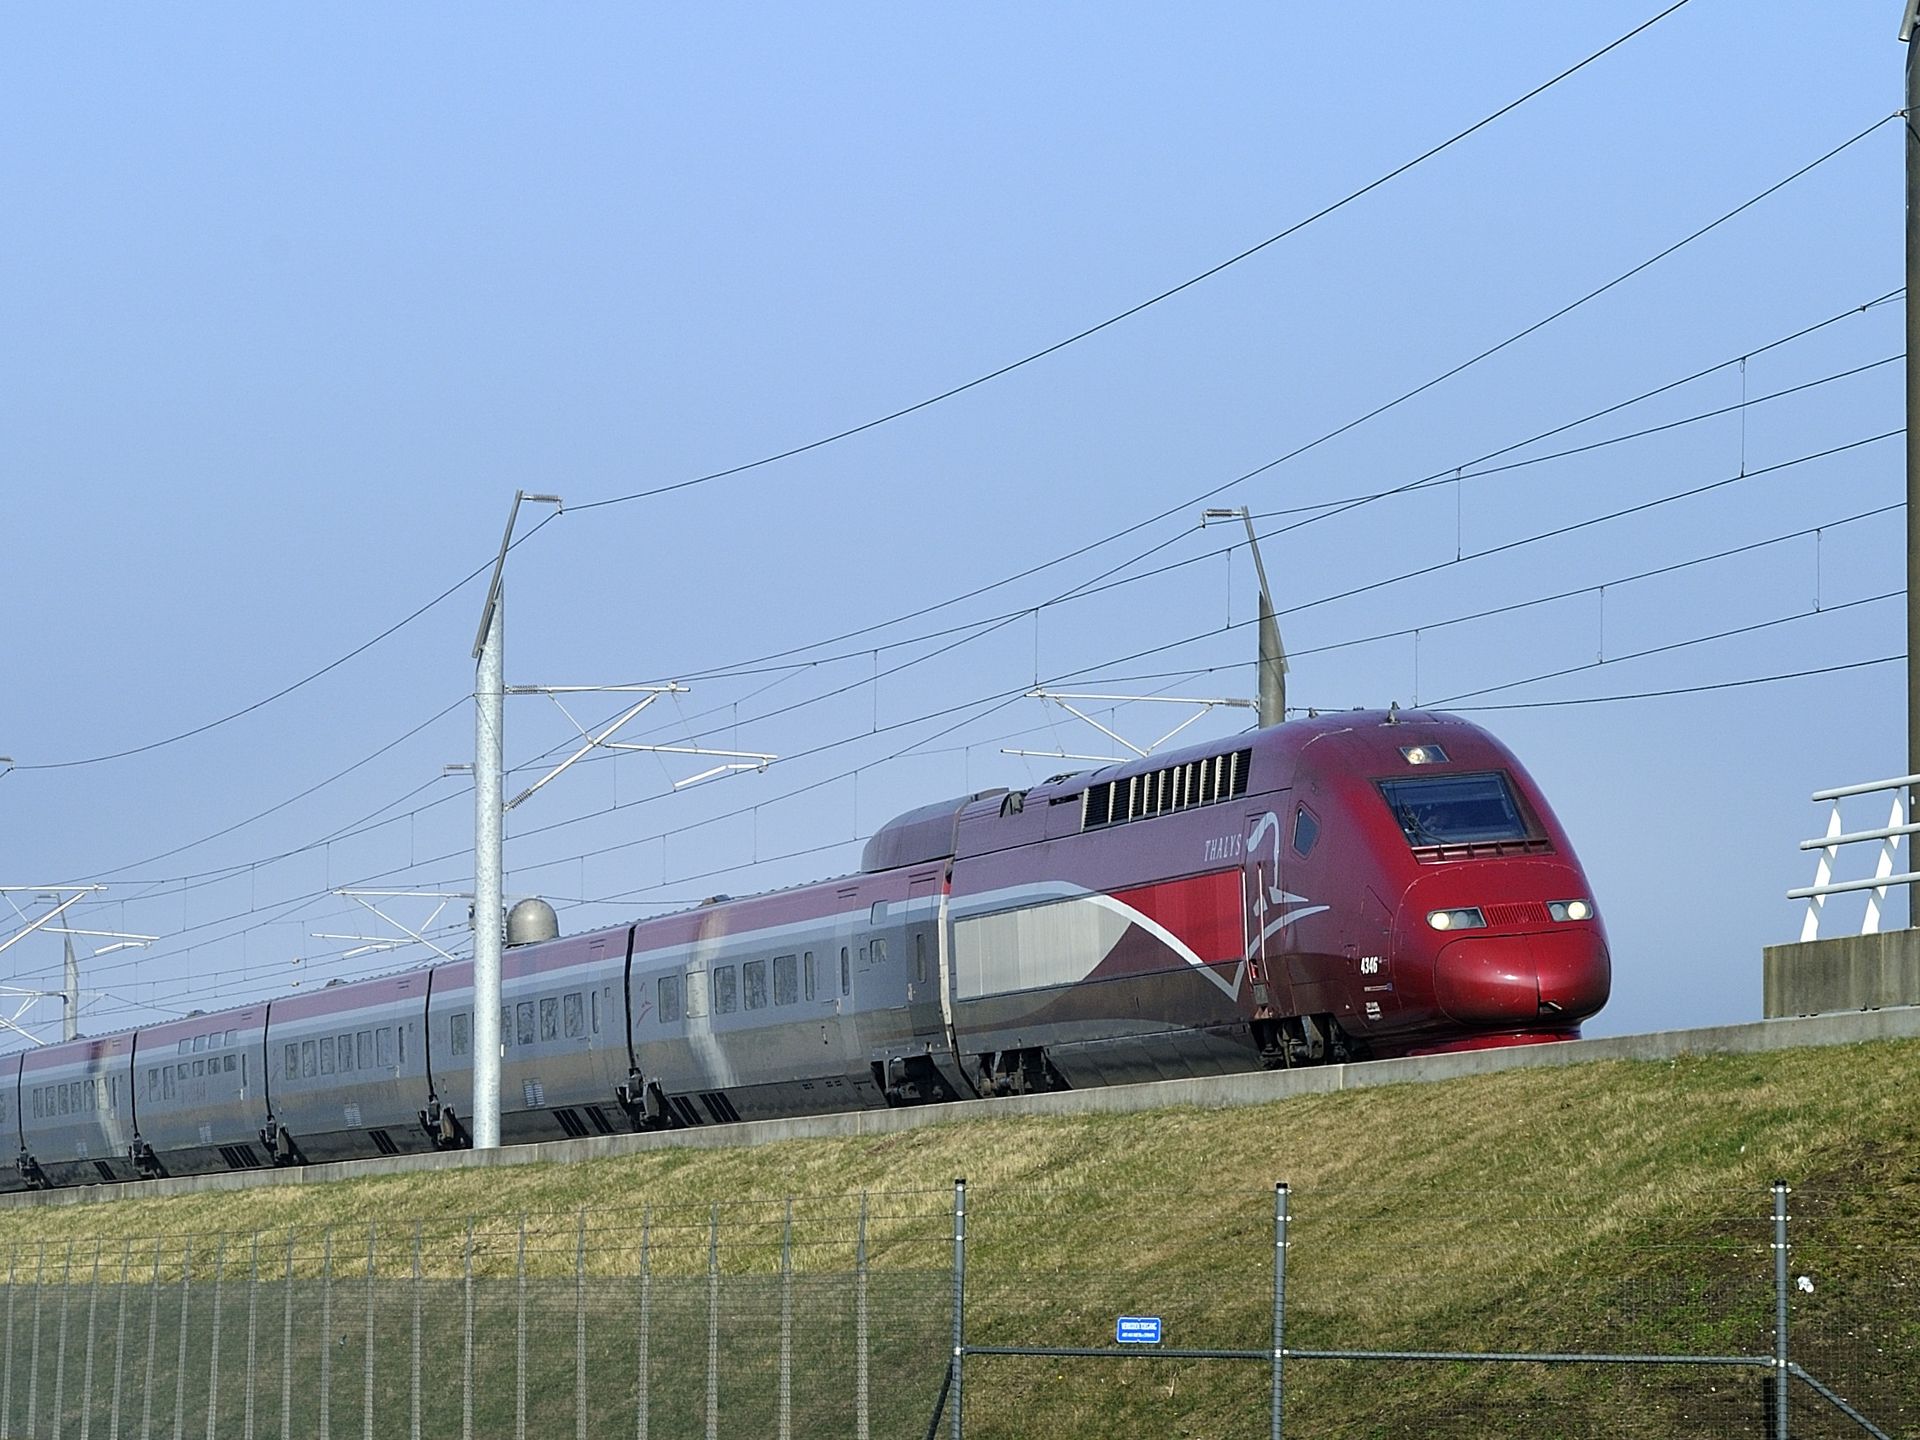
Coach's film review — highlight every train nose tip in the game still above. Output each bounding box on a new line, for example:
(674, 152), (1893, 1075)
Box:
(1433, 931), (1610, 1025)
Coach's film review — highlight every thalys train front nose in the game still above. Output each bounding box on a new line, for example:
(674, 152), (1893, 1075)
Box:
(1401, 864), (1611, 1032)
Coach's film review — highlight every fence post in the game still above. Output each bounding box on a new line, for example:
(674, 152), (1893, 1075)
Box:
(52, 1239), (73, 1440)
(242, 1236), (257, 1440)
(108, 1242), (131, 1440)
(81, 1241), (102, 1440)
(705, 1206), (719, 1440)
(319, 1231), (334, 1440)
(2, 1245), (17, 1440)
(1772, 1181), (1790, 1440)
(1271, 1183), (1290, 1440)
(515, 1217), (528, 1440)
(140, 1246), (160, 1440)
(409, 1226), (423, 1440)
(27, 1242), (45, 1440)
(635, 1209), (650, 1440)
(170, 1240), (190, 1440)
(362, 1225), (376, 1440)
(278, 1235), (293, 1440)
(461, 1225), (474, 1440)
(779, 1198), (793, 1440)
(855, 1195), (869, 1440)
(575, 1212), (587, 1440)
(949, 1178), (966, 1440)
(203, 1238), (226, 1440)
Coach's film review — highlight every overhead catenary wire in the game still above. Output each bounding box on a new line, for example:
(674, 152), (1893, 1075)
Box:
(568, 0), (1700, 517)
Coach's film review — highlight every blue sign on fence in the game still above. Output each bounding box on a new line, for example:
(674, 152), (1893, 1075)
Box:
(1116, 1315), (1163, 1345)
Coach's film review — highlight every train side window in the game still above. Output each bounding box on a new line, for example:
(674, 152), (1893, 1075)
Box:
(301, 1041), (317, 1078)
(285, 1044), (299, 1079)
(540, 997), (559, 1042)
(840, 947), (850, 996)
(320, 1037), (335, 1075)
(773, 954), (797, 1006)
(338, 1032), (355, 1073)
(591, 989), (602, 1034)
(658, 974), (682, 1023)
(451, 1012), (471, 1057)
(378, 1028), (395, 1067)
(398, 1024), (409, 1065)
(358, 1031), (373, 1069)
(31, 1090), (41, 1119)
(178, 1039), (190, 1056)
(163, 1069), (175, 1100)
(58, 1086), (70, 1116)
(499, 1010), (512, 1049)
(147, 1070), (159, 1102)
(226, 1029), (238, 1047)
(1293, 806), (1320, 857)
(803, 951), (816, 1002)
(192, 1060), (205, 1079)
(515, 1003), (535, 1047)
(743, 959), (768, 1011)
(713, 966), (738, 1015)
(873, 937), (888, 966)
(225, 1055), (236, 1074)
(192, 1034), (206, 1053)
(563, 992), (584, 1038)
(914, 934), (928, 984)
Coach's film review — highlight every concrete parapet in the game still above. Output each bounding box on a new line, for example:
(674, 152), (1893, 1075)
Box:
(1763, 930), (1920, 1018)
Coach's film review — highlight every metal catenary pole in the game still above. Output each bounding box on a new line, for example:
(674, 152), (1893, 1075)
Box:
(472, 583), (505, 1150)
(2, 1246), (16, 1440)
(1905, 4), (1920, 914)
(949, 1179), (967, 1440)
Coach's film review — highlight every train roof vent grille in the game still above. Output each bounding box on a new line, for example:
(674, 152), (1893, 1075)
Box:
(1081, 748), (1252, 833)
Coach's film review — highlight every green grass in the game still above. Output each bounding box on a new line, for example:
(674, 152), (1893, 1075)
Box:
(0, 1038), (1913, 1438)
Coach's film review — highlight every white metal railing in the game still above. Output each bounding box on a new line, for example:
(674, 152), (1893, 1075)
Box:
(1786, 773), (1920, 941)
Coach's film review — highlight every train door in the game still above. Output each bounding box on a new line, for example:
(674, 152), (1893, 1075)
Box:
(905, 873), (945, 1042)
(1244, 803), (1299, 1020)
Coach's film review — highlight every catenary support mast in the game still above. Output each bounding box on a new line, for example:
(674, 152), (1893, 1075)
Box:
(1904, 4), (1920, 925)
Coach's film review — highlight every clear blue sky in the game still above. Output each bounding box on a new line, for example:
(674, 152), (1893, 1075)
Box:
(0, 2), (1904, 1044)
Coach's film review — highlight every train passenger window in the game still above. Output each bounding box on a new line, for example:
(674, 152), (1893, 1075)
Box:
(302, 1041), (317, 1078)
(358, 1031), (373, 1069)
(773, 954), (797, 1006)
(803, 952), (815, 1002)
(1293, 806), (1320, 857)
(163, 1069), (175, 1100)
(30, 1091), (40, 1119)
(147, 1070), (158, 1102)
(240, 1054), (247, 1090)
(378, 1028), (395, 1067)
(499, 1010), (512, 1049)
(515, 1004), (535, 1047)
(685, 968), (707, 1020)
(226, 1029), (238, 1047)
(713, 966), (737, 1015)
(873, 938), (888, 966)
(285, 1044), (299, 1079)
(177, 1063), (188, 1086)
(224, 1055), (235, 1073)
(563, 992), (583, 1038)
(320, 1037), (335, 1075)
(337, 1033), (353, 1072)
(591, 989), (602, 1034)
(914, 934), (928, 984)
(451, 1012), (471, 1057)
(840, 947), (850, 996)
(658, 974), (682, 1023)
(193, 1034), (206, 1053)
(398, 1026), (408, 1065)
(178, 1040), (190, 1056)
(743, 959), (768, 1011)
(540, 998), (559, 1042)
(58, 1086), (69, 1116)
(192, 1060), (205, 1078)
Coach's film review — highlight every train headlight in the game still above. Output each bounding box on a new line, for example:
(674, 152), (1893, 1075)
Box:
(1548, 899), (1593, 922)
(1426, 907), (1486, 931)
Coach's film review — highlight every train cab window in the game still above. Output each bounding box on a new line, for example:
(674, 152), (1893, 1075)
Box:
(658, 974), (682, 1024)
(451, 1012), (471, 1057)
(743, 959), (768, 1011)
(803, 952), (816, 1003)
(773, 954), (797, 1006)
(840, 947), (850, 996)
(713, 966), (738, 1015)
(540, 997), (559, 1042)
(515, 1005), (535, 1047)
(563, 992), (584, 1038)
(320, 1037), (335, 1075)
(1293, 806), (1320, 857)
(1377, 772), (1530, 846)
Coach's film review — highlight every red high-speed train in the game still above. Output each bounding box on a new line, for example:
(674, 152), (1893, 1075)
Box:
(6, 708), (1608, 1190)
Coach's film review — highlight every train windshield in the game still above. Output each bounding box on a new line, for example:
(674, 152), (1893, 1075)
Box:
(1376, 772), (1531, 846)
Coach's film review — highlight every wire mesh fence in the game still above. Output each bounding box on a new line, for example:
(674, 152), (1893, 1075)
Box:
(0, 1180), (1908, 1439)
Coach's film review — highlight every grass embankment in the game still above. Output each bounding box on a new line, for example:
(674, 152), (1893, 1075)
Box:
(0, 1039), (1913, 1439)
